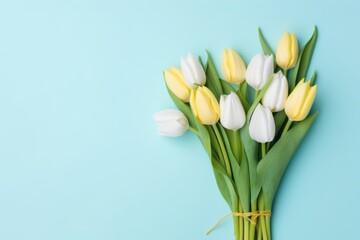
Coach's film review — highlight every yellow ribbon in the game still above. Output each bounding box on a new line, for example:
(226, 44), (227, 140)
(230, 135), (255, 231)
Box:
(206, 211), (271, 235)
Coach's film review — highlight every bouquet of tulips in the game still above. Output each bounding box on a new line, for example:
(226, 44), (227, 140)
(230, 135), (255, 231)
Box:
(154, 27), (318, 240)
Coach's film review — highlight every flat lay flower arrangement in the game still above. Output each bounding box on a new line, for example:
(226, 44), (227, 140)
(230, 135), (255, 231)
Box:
(154, 27), (318, 240)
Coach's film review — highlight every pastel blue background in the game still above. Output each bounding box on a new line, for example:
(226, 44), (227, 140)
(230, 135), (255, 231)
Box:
(0, 0), (359, 239)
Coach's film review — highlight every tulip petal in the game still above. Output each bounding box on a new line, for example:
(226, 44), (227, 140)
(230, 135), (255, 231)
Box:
(154, 109), (184, 122)
(192, 87), (219, 125)
(181, 57), (196, 88)
(164, 67), (190, 102)
(289, 34), (298, 68)
(261, 55), (274, 89)
(262, 70), (288, 112)
(221, 49), (231, 82)
(245, 55), (257, 88)
(228, 48), (246, 84)
(277, 74), (288, 111)
(285, 79), (303, 120)
(220, 92), (246, 130)
(154, 109), (189, 137)
(246, 54), (273, 90)
(276, 32), (292, 69)
(188, 53), (206, 86)
(264, 107), (275, 141)
(249, 104), (274, 143)
(254, 54), (264, 89)
(298, 85), (317, 121)
(189, 89), (198, 119)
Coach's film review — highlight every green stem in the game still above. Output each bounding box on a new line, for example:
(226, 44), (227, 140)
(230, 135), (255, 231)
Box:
(255, 90), (260, 100)
(266, 142), (270, 152)
(230, 130), (241, 163)
(234, 204), (240, 240)
(280, 119), (292, 138)
(258, 193), (268, 240)
(239, 203), (244, 240)
(257, 223), (262, 240)
(266, 216), (271, 240)
(244, 220), (249, 240)
(260, 214), (268, 240)
(241, 82), (248, 100)
(261, 143), (266, 159)
(249, 202), (257, 240)
(212, 125), (232, 178)
(283, 69), (288, 77)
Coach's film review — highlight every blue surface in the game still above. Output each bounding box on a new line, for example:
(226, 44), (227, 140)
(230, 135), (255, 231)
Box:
(0, 0), (359, 239)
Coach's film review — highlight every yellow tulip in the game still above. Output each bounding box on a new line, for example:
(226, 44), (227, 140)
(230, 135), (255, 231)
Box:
(276, 32), (298, 70)
(190, 86), (220, 125)
(164, 67), (191, 102)
(221, 48), (246, 85)
(285, 79), (317, 121)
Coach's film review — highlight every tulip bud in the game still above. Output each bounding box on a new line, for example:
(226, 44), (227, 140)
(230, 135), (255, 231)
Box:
(276, 32), (298, 70)
(153, 109), (189, 137)
(181, 53), (206, 89)
(249, 104), (275, 143)
(285, 79), (317, 121)
(190, 86), (220, 125)
(221, 48), (246, 85)
(219, 92), (246, 131)
(262, 71), (288, 112)
(245, 54), (274, 90)
(164, 67), (191, 102)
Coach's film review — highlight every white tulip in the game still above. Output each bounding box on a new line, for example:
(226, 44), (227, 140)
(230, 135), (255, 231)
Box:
(220, 92), (246, 131)
(249, 104), (275, 143)
(153, 109), (189, 137)
(181, 53), (206, 89)
(262, 70), (288, 112)
(245, 54), (274, 90)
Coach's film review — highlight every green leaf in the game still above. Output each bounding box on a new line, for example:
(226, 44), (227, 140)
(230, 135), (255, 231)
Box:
(258, 28), (275, 56)
(212, 156), (238, 211)
(240, 74), (275, 203)
(274, 111), (287, 138)
(239, 147), (250, 212)
(213, 170), (233, 210)
(296, 26), (318, 82)
(235, 87), (250, 112)
(309, 71), (317, 85)
(195, 120), (212, 158)
(289, 26), (318, 90)
(220, 79), (235, 94)
(257, 112), (318, 208)
(165, 82), (198, 130)
(205, 50), (223, 99)
(240, 82), (248, 101)
(218, 125), (251, 212)
(218, 125), (240, 180)
(240, 121), (260, 203)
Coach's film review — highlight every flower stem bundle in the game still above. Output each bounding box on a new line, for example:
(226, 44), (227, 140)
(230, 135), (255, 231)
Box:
(154, 27), (318, 240)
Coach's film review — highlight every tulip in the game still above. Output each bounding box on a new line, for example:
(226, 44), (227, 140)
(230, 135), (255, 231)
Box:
(219, 92), (246, 131)
(249, 104), (275, 143)
(262, 70), (288, 112)
(181, 53), (206, 89)
(276, 32), (298, 70)
(245, 54), (274, 90)
(221, 48), (246, 85)
(190, 86), (220, 125)
(285, 79), (317, 121)
(153, 109), (189, 137)
(164, 67), (191, 102)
